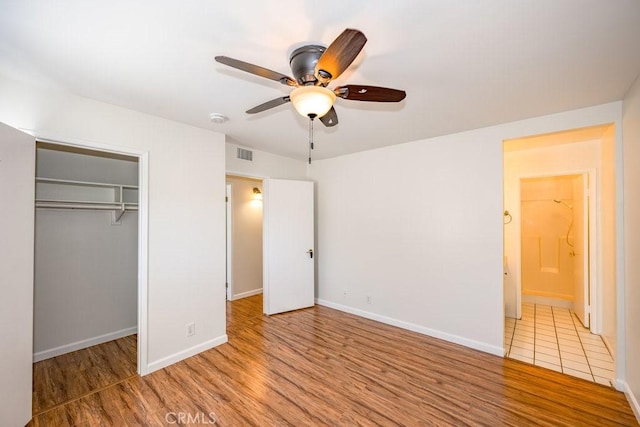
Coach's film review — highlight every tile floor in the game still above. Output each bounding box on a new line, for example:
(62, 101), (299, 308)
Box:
(504, 303), (614, 386)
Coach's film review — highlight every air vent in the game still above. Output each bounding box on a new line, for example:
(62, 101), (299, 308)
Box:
(236, 147), (253, 161)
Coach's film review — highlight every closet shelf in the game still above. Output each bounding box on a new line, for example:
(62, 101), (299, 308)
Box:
(35, 177), (138, 222)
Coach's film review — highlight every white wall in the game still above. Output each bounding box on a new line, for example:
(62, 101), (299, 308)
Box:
(309, 102), (623, 357)
(309, 129), (505, 354)
(33, 148), (138, 359)
(226, 141), (307, 179)
(226, 176), (263, 299)
(0, 122), (35, 426)
(0, 75), (227, 374)
(623, 74), (640, 420)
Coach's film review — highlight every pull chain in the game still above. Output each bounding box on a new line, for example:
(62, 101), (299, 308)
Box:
(308, 116), (315, 164)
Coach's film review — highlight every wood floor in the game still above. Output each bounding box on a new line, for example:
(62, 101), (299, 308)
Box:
(32, 334), (137, 415)
(29, 295), (638, 426)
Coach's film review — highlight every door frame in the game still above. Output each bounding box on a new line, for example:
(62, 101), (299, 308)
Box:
(225, 184), (233, 300)
(511, 169), (597, 331)
(29, 134), (150, 375)
(224, 172), (265, 304)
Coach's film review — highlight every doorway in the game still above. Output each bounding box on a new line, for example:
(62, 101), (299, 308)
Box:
(519, 173), (591, 324)
(502, 124), (618, 385)
(225, 175), (264, 301)
(225, 174), (315, 322)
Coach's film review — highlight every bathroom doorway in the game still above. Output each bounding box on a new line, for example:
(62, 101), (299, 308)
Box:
(503, 124), (618, 386)
(519, 173), (591, 326)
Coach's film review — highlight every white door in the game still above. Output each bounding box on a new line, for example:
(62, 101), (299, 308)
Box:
(0, 122), (35, 426)
(573, 174), (589, 327)
(263, 179), (314, 315)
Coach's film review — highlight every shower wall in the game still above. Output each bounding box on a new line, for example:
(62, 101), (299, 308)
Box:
(520, 176), (576, 302)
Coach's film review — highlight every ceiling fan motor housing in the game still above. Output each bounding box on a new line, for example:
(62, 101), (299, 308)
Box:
(289, 45), (326, 86)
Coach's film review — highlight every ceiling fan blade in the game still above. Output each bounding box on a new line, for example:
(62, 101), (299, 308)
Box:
(215, 56), (297, 87)
(319, 107), (338, 127)
(315, 29), (367, 85)
(335, 85), (406, 102)
(246, 96), (291, 114)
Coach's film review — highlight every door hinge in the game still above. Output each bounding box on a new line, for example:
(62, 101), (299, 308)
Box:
(225, 282), (228, 289)
(225, 196), (228, 202)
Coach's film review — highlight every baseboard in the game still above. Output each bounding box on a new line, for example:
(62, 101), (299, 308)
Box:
(231, 288), (262, 301)
(33, 326), (137, 362)
(623, 381), (640, 423)
(315, 299), (504, 357)
(145, 335), (228, 375)
(522, 294), (573, 309)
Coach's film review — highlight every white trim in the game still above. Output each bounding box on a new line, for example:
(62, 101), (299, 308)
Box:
(146, 335), (228, 374)
(262, 179), (271, 315)
(316, 299), (504, 357)
(24, 131), (150, 377)
(24, 131), (149, 158)
(614, 115), (627, 395)
(587, 171), (599, 332)
(226, 170), (270, 180)
(226, 184), (233, 301)
(231, 288), (263, 301)
(137, 152), (150, 375)
(623, 381), (640, 422)
(33, 327), (137, 362)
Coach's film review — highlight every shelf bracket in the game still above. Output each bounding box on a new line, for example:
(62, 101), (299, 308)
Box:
(112, 205), (126, 225)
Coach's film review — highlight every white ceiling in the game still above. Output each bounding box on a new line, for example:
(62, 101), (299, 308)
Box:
(1, 1), (639, 161)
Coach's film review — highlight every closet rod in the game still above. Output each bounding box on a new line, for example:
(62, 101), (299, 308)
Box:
(35, 203), (138, 211)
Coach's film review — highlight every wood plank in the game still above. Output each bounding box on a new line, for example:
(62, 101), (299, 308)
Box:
(29, 295), (638, 426)
(32, 334), (137, 414)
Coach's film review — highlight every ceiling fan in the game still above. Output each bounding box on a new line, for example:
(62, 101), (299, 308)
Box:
(215, 28), (406, 127)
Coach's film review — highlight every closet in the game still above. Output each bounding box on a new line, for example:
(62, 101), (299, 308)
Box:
(33, 142), (139, 362)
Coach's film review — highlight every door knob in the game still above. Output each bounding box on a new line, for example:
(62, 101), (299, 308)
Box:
(306, 249), (313, 259)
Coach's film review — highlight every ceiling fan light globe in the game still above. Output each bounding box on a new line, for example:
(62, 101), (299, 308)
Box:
(290, 86), (336, 118)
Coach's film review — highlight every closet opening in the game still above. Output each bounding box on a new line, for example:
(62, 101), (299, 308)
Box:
(32, 141), (141, 416)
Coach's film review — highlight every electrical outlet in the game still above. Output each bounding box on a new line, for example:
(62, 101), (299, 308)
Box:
(186, 322), (195, 337)
(366, 295), (372, 304)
